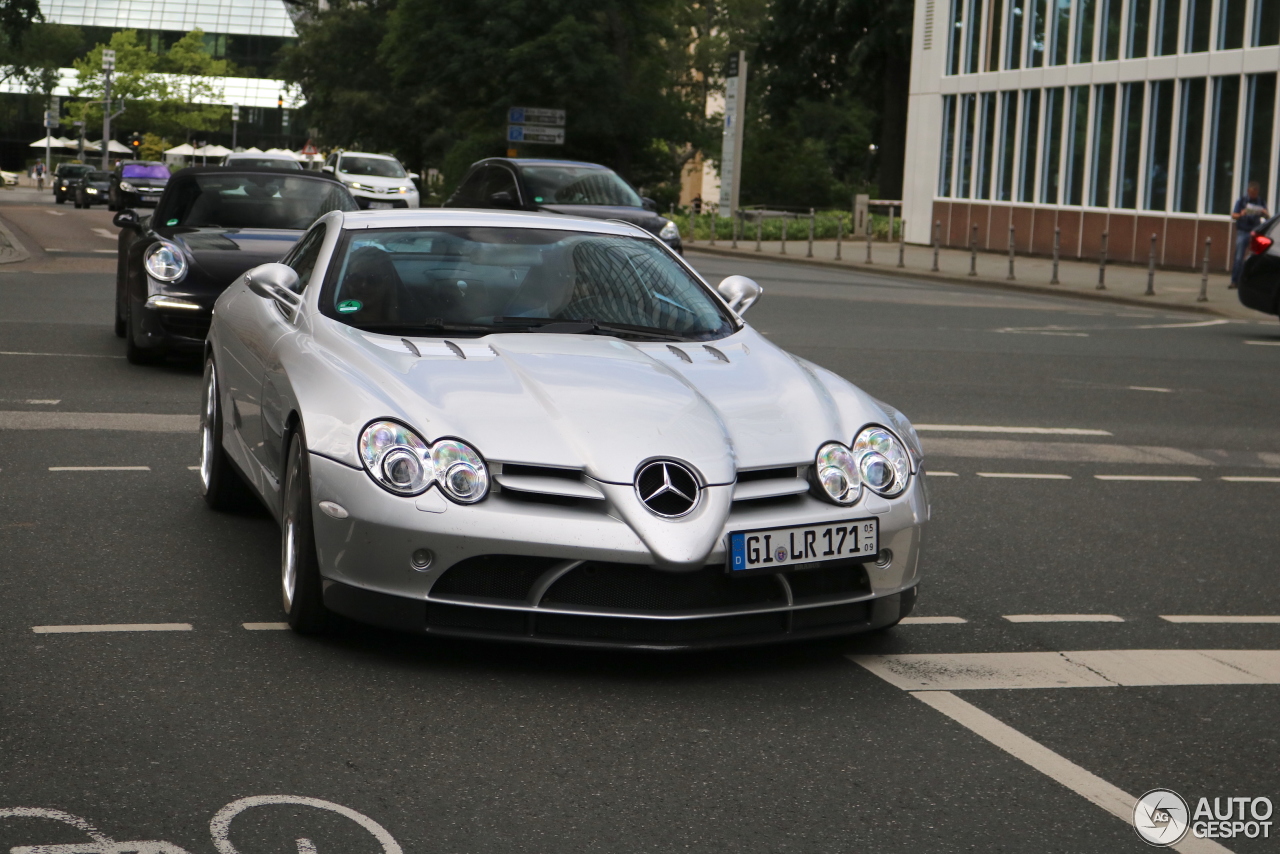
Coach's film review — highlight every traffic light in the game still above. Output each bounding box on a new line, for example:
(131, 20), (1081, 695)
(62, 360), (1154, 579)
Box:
(277, 93), (284, 109)
(128, 132), (141, 154)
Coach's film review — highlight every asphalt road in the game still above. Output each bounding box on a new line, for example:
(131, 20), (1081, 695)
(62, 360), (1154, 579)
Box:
(1, 194), (1278, 853)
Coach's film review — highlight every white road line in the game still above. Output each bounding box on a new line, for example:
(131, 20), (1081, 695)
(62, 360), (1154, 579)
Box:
(44, 210), (65, 216)
(32, 623), (193, 634)
(900, 616), (968, 624)
(907, 691), (1232, 854)
(976, 472), (1072, 479)
(1132, 318), (1231, 329)
(926, 471), (959, 476)
(243, 622), (290, 630)
(0, 351), (124, 359)
(1004, 614), (1124, 623)
(1222, 476), (1280, 482)
(1161, 615), (1280, 624)
(0, 411), (196, 432)
(923, 437), (1212, 466)
(48, 465), (150, 471)
(914, 425), (1112, 436)
(1128, 386), (1173, 392)
(92, 249), (115, 254)
(188, 465), (201, 470)
(1094, 474), (1201, 481)
(1245, 340), (1280, 346)
(91, 227), (115, 240)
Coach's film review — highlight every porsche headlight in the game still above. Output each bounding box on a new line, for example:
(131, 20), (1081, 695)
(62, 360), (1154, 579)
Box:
(658, 219), (680, 241)
(120, 180), (136, 192)
(852, 426), (911, 497)
(143, 241), (188, 283)
(814, 442), (860, 505)
(358, 421), (489, 502)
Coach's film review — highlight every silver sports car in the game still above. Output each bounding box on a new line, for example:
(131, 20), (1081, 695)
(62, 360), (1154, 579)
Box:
(202, 209), (929, 650)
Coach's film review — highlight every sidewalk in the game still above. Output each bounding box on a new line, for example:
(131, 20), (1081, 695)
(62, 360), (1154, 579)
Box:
(686, 236), (1271, 321)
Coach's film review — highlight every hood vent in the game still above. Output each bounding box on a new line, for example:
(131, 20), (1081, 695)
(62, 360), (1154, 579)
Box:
(733, 466), (810, 502)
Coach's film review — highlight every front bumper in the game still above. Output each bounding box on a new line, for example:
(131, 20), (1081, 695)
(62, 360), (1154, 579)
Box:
(350, 188), (419, 209)
(309, 454), (927, 649)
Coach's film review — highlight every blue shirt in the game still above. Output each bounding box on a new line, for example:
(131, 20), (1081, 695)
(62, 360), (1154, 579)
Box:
(1234, 195), (1268, 231)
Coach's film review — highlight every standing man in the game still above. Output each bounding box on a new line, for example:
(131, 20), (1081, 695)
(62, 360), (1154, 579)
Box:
(1231, 180), (1269, 288)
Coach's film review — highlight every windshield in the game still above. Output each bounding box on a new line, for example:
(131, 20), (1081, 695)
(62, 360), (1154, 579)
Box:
(87, 171), (109, 181)
(320, 227), (734, 341)
(225, 157), (302, 170)
(520, 165), (643, 207)
(157, 174), (357, 230)
(339, 156), (406, 178)
(122, 164), (169, 180)
(60, 165), (92, 177)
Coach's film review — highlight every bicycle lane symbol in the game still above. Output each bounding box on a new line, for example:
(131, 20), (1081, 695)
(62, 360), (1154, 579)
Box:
(1, 796), (403, 854)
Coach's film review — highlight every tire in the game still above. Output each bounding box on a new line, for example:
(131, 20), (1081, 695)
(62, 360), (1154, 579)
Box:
(55, 194), (65, 205)
(124, 300), (159, 364)
(281, 427), (329, 633)
(199, 357), (254, 511)
(74, 197), (83, 209)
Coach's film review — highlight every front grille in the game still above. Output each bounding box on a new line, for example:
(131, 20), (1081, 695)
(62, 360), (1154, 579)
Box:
(541, 562), (785, 611)
(428, 602), (526, 633)
(737, 466), (800, 483)
(791, 601), (870, 630)
(430, 554), (559, 601)
(784, 561), (872, 602)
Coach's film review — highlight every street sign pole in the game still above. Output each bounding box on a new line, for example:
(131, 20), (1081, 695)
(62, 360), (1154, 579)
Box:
(101, 49), (115, 170)
(231, 104), (239, 151)
(719, 50), (748, 219)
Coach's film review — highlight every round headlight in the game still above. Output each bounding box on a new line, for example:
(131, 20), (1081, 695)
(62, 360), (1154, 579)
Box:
(853, 426), (911, 497)
(143, 241), (188, 283)
(359, 420), (432, 495)
(432, 439), (489, 503)
(814, 442), (860, 505)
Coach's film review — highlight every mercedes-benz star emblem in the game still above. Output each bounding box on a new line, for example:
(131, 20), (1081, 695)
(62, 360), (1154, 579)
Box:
(635, 461), (701, 518)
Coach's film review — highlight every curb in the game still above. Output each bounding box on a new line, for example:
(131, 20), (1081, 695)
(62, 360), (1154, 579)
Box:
(685, 245), (1251, 320)
(0, 216), (30, 264)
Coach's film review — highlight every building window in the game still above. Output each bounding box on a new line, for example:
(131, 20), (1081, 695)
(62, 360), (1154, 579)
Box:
(1048, 0), (1072, 63)
(949, 0), (965, 73)
(1207, 76), (1241, 213)
(1154, 0), (1181, 54)
(1128, 0), (1151, 56)
(1029, 0), (1048, 64)
(1253, 0), (1280, 44)
(1098, 0), (1123, 58)
(1075, 0), (1097, 59)
(940, 95), (958, 195)
(975, 93), (997, 197)
(1018, 89), (1042, 200)
(958, 93), (977, 196)
(1041, 87), (1065, 202)
(1185, 0), (1212, 51)
(1242, 73), (1276, 201)
(1090, 84), (1117, 206)
(966, 0), (986, 71)
(1116, 82), (1145, 207)
(1145, 80), (1175, 210)
(997, 91), (1019, 199)
(988, 0), (1006, 68)
(1006, 0), (1025, 67)
(1064, 86), (1090, 204)
(1219, 0), (1247, 47)
(1174, 77), (1207, 212)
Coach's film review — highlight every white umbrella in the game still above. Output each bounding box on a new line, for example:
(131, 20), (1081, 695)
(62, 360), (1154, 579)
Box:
(201, 144), (231, 157)
(105, 140), (131, 154)
(29, 135), (66, 148)
(264, 148), (301, 160)
(165, 143), (196, 156)
(244, 146), (264, 153)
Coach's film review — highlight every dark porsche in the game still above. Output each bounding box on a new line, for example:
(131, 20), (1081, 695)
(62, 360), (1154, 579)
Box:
(113, 167), (357, 363)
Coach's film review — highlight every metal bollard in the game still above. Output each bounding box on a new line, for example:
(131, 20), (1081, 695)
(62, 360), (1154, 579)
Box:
(1145, 233), (1157, 295)
(732, 210), (740, 249)
(755, 212), (763, 251)
(807, 207), (815, 258)
(1198, 236), (1211, 302)
(865, 214), (873, 263)
(1096, 231), (1108, 290)
(932, 220), (941, 271)
(780, 213), (788, 254)
(1007, 224), (1016, 280)
(967, 223), (977, 276)
(709, 209), (717, 246)
(1051, 227), (1060, 284)
(898, 217), (906, 268)
(835, 212), (843, 260)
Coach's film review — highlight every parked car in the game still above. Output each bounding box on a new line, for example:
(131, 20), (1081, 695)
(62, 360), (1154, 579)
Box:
(108, 161), (170, 210)
(200, 208), (926, 646)
(0, 170), (17, 187)
(322, 151), (419, 209)
(223, 152), (303, 170)
(113, 166), (357, 364)
(73, 170), (111, 208)
(445, 158), (683, 253)
(53, 163), (93, 204)
(1239, 218), (1280, 318)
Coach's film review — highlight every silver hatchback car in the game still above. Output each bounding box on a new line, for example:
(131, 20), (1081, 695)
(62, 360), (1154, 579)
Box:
(201, 209), (929, 650)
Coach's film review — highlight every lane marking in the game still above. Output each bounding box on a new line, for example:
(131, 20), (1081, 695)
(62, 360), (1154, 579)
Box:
(243, 622), (290, 630)
(48, 465), (150, 471)
(1004, 614), (1124, 623)
(915, 424), (1112, 436)
(926, 470), (959, 476)
(1094, 474), (1201, 481)
(1161, 615), (1280, 624)
(923, 437), (1213, 466)
(1128, 386), (1172, 392)
(1221, 476), (1280, 482)
(0, 411), (196, 432)
(1132, 318), (1231, 329)
(91, 227), (115, 240)
(900, 616), (968, 624)
(188, 465), (201, 470)
(32, 623), (193, 634)
(905, 692), (1232, 854)
(976, 472), (1071, 479)
(0, 808), (113, 845)
(211, 795), (403, 854)
(44, 211), (65, 217)
(0, 351), (124, 359)
(1244, 340), (1280, 346)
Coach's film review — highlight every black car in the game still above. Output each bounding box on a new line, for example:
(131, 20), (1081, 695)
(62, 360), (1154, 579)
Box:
(53, 163), (93, 204)
(444, 158), (683, 253)
(1238, 218), (1280, 317)
(73, 169), (111, 208)
(109, 160), (171, 210)
(113, 167), (357, 364)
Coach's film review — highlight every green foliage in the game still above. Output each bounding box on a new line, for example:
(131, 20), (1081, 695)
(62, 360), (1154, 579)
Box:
(671, 209), (901, 241)
(1, 23), (83, 93)
(138, 132), (169, 161)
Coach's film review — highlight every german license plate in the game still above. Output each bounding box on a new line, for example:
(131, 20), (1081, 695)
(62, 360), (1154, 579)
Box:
(368, 201), (393, 210)
(728, 518), (878, 574)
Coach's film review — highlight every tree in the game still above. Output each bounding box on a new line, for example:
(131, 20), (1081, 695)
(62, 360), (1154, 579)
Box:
(0, 0), (43, 83)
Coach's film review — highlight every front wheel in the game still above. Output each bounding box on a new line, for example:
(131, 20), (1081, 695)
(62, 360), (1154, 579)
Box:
(200, 358), (253, 510)
(281, 428), (329, 633)
(55, 194), (65, 205)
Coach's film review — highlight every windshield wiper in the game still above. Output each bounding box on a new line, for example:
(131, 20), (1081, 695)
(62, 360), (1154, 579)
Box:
(492, 317), (692, 342)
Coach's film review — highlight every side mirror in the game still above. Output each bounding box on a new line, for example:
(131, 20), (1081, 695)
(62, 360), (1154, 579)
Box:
(717, 275), (762, 315)
(321, 165), (334, 173)
(488, 190), (521, 209)
(244, 262), (301, 299)
(641, 196), (658, 212)
(408, 171), (420, 180)
(113, 209), (141, 230)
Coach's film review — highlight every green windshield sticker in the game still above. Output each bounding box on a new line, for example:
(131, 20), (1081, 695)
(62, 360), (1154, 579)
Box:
(166, 218), (179, 226)
(337, 300), (363, 313)
(534, 196), (543, 203)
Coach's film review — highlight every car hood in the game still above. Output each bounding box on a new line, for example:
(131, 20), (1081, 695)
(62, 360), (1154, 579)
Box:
(169, 228), (302, 287)
(537, 204), (667, 235)
(122, 178), (168, 189)
(337, 173), (409, 188)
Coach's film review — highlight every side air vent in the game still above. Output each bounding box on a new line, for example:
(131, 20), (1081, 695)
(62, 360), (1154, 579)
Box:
(733, 466), (810, 501)
(493, 463), (604, 501)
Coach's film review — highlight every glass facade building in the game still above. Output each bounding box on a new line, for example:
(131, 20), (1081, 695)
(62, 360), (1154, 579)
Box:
(902, 0), (1280, 268)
